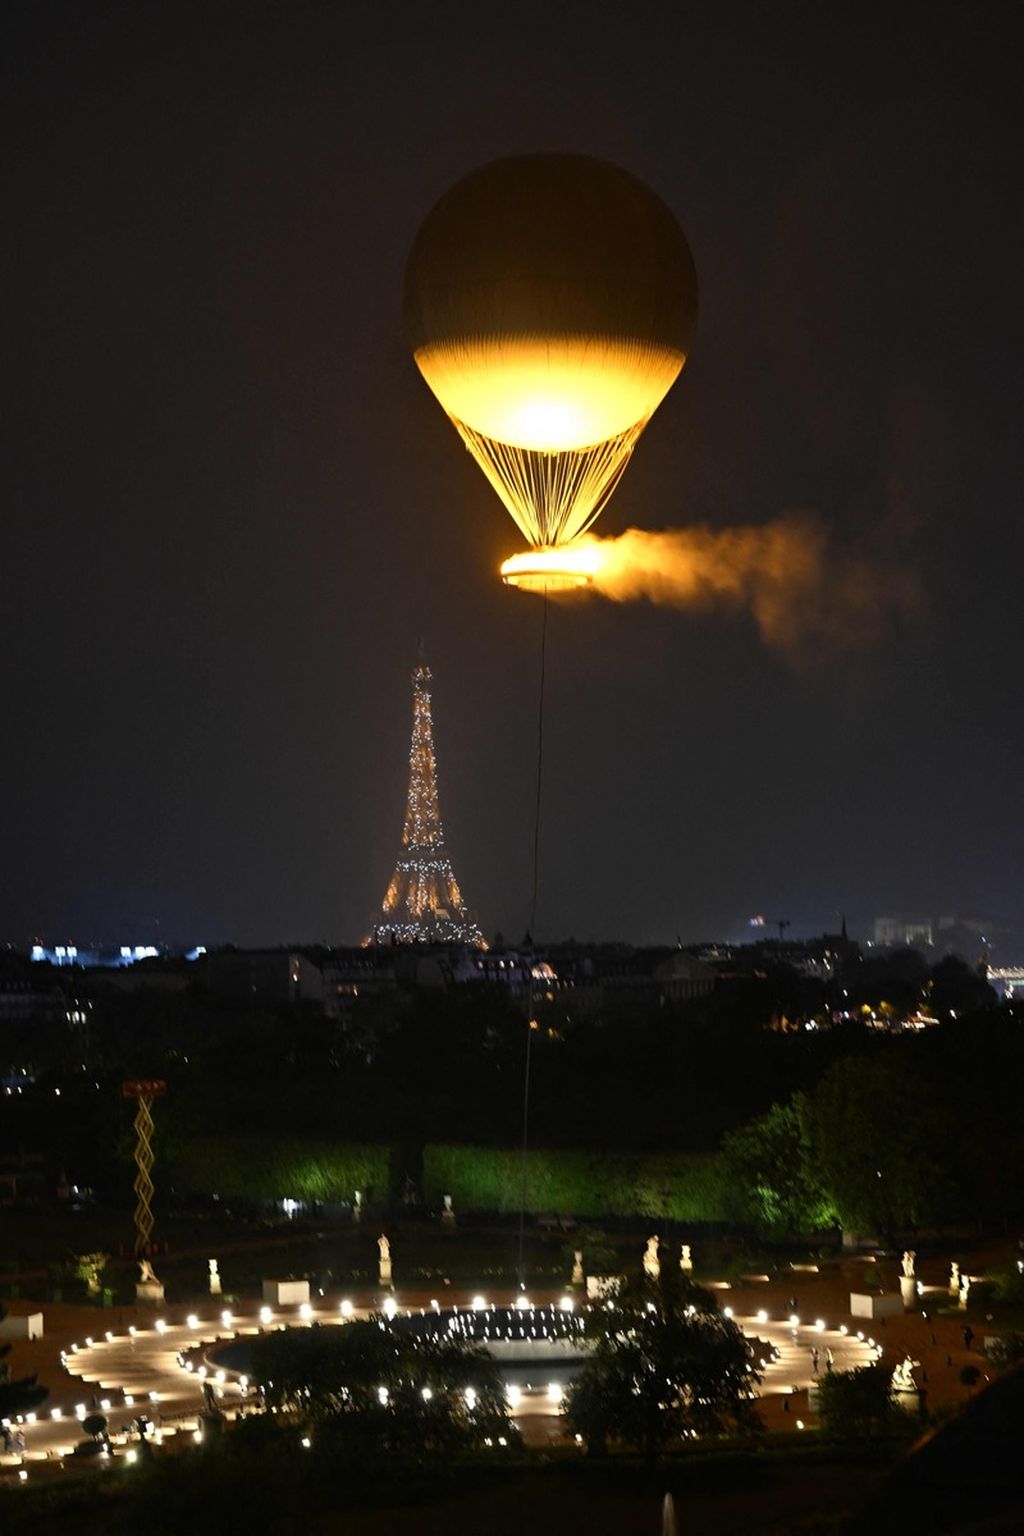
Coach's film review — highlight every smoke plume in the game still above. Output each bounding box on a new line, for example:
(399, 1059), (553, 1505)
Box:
(578, 513), (924, 666)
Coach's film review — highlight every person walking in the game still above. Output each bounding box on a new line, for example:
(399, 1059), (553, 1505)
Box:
(962, 1324), (975, 1352)
(811, 1346), (820, 1376)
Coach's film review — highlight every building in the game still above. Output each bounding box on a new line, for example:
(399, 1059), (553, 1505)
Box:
(873, 916), (934, 949)
(206, 949), (324, 1008)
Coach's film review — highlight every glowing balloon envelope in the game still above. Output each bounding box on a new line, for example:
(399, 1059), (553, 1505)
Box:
(404, 155), (698, 589)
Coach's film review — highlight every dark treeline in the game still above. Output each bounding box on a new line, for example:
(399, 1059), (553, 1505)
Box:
(1, 949), (1018, 1230)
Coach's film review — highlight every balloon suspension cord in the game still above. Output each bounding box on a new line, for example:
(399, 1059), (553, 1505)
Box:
(517, 589), (548, 1287)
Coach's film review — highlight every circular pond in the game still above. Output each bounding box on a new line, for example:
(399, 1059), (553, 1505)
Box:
(211, 1304), (590, 1392)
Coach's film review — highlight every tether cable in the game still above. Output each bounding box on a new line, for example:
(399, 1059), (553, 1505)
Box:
(517, 589), (549, 1285)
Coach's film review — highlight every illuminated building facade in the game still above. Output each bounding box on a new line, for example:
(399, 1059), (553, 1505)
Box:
(374, 662), (483, 946)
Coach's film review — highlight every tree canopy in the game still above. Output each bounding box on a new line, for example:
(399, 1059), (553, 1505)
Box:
(814, 1363), (913, 1440)
(249, 1317), (514, 1467)
(720, 1093), (837, 1235)
(564, 1268), (761, 1460)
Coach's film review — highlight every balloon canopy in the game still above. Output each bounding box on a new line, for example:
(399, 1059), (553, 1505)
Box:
(405, 155), (698, 572)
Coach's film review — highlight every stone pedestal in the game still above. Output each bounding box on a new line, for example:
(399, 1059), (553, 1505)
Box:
(900, 1275), (918, 1311)
(136, 1280), (165, 1305)
(262, 1278), (309, 1307)
(0, 1311), (43, 1340)
(850, 1291), (903, 1319)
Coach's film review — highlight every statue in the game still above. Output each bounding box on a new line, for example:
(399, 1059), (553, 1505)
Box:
(643, 1236), (660, 1280)
(891, 1356), (918, 1393)
(208, 1258), (221, 1296)
(136, 1256), (164, 1303)
(441, 1193), (456, 1228)
(901, 1250), (915, 1280)
(378, 1234), (393, 1288)
(679, 1243), (693, 1273)
(571, 1250), (584, 1286)
(949, 1260), (961, 1295)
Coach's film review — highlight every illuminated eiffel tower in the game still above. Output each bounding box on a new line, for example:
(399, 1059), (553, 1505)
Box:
(374, 659), (484, 946)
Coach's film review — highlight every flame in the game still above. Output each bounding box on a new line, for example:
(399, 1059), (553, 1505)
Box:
(501, 545), (601, 591)
(502, 515), (922, 664)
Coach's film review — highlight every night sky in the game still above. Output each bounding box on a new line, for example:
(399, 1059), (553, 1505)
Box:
(3, 2), (1021, 953)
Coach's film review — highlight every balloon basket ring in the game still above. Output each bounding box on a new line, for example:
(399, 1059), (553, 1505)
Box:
(500, 546), (598, 593)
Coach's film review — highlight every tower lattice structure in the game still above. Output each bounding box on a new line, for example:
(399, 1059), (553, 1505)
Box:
(375, 661), (483, 946)
(121, 1079), (165, 1255)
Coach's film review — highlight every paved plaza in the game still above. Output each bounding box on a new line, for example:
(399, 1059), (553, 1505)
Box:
(0, 1249), (1002, 1485)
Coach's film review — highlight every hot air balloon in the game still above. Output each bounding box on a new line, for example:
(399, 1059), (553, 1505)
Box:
(404, 154), (698, 590)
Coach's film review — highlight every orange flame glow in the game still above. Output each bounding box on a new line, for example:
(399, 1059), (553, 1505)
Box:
(503, 514), (923, 664)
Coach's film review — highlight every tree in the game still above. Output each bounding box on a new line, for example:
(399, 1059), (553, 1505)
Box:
(928, 956), (996, 1020)
(68, 1251), (110, 1297)
(0, 1305), (48, 1418)
(249, 1318), (514, 1468)
(849, 948), (930, 1015)
(564, 1268), (761, 1461)
(562, 1227), (617, 1278)
(720, 1094), (837, 1236)
(814, 1363), (910, 1439)
(810, 1053), (948, 1234)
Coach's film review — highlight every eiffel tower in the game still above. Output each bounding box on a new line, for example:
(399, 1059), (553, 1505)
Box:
(374, 659), (484, 946)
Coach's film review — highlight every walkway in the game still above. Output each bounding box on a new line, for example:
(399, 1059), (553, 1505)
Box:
(1, 1291), (876, 1477)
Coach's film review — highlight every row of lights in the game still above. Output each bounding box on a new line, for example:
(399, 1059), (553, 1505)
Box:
(23, 1294), (884, 1478)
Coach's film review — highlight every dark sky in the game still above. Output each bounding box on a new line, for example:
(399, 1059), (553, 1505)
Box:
(3, 1), (1022, 953)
